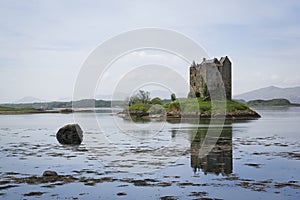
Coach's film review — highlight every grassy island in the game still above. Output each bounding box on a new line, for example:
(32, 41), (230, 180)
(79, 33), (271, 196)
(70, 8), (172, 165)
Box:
(119, 90), (261, 120)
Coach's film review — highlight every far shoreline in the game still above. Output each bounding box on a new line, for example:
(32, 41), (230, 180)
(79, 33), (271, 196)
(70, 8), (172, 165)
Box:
(0, 109), (94, 115)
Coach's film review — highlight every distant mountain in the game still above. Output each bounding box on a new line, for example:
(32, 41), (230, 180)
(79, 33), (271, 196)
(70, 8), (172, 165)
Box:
(15, 96), (45, 103)
(234, 86), (300, 103)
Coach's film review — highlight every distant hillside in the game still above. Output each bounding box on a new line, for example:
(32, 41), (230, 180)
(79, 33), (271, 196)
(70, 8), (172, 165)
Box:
(234, 86), (300, 103)
(247, 99), (300, 107)
(0, 99), (114, 110)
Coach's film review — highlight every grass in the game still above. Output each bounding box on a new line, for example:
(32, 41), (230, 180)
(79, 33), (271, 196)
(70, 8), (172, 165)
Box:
(128, 98), (250, 114)
(166, 98), (249, 113)
(226, 100), (249, 112)
(128, 103), (150, 112)
(0, 107), (37, 112)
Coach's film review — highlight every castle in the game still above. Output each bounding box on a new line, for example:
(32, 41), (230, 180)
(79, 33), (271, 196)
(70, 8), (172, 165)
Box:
(189, 56), (232, 100)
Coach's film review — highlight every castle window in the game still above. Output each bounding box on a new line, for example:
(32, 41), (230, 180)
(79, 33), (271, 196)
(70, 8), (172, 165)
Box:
(194, 82), (196, 86)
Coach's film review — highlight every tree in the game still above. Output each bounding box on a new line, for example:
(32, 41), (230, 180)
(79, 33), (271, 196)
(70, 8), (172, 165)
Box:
(137, 90), (150, 104)
(149, 97), (163, 105)
(128, 90), (150, 106)
(171, 93), (176, 102)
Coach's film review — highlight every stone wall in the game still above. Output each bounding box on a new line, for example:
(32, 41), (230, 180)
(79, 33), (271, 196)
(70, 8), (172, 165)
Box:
(189, 56), (232, 100)
(220, 58), (232, 100)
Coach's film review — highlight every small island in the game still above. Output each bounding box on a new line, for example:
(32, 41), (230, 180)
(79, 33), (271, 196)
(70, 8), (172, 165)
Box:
(117, 90), (261, 121)
(247, 98), (300, 107)
(0, 57), (261, 119)
(118, 56), (261, 121)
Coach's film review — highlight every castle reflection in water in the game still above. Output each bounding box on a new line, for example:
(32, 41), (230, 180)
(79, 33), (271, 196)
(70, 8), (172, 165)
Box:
(190, 125), (233, 175)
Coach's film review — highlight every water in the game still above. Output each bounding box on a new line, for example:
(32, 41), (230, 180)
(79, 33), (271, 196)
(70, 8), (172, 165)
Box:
(0, 107), (299, 199)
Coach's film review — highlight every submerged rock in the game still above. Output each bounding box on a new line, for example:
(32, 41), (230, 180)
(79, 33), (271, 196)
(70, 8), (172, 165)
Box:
(56, 124), (83, 145)
(42, 170), (58, 177)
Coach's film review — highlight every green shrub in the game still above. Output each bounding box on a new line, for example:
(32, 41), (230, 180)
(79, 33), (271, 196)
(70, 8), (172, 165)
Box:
(149, 97), (163, 105)
(128, 103), (150, 112)
(128, 90), (150, 106)
(167, 100), (180, 112)
(164, 102), (170, 109)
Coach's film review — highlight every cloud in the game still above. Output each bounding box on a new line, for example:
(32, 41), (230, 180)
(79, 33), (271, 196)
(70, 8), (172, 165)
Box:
(96, 50), (189, 97)
(0, 0), (300, 102)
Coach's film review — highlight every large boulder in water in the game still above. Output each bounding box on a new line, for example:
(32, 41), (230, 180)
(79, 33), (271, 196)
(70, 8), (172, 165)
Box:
(56, 124), (83, 145)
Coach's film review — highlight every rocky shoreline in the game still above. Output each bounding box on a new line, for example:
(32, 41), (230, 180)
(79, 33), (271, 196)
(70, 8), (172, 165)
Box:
(117, 109), (261, 121)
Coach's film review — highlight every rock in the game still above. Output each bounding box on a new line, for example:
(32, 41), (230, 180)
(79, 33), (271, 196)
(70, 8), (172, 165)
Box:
(117, 192), (127, 196)
(42, 170), (58, 177)
(56, 124), (83, 145)
(23, 192), (45, 196)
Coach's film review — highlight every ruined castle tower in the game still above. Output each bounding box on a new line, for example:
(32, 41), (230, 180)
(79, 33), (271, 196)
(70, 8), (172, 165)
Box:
(189, 56), (232, 100)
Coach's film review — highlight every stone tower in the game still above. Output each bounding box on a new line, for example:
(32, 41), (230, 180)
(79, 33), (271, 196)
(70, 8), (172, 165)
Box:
(189, 56), (232, 100)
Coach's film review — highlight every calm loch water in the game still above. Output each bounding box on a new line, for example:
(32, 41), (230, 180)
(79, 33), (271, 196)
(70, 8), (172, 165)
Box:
(0, 107), (299, 199)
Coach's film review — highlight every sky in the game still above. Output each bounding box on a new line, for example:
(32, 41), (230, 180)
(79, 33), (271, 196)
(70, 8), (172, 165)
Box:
(0, 0), (300, 103)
